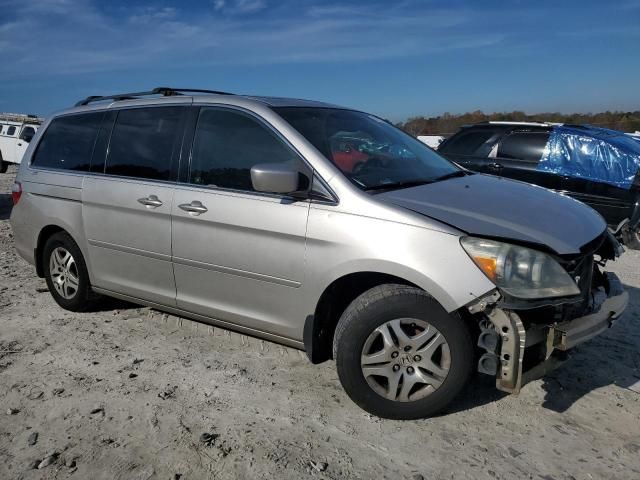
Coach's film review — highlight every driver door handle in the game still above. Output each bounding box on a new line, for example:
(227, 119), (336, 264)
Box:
(137, 195), (163, 208)
(178, 201), (208, 215)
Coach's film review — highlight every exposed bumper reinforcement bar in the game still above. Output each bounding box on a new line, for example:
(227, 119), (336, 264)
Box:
(484, 273), (628, 394)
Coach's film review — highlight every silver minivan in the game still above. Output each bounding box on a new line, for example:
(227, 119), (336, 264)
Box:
(9, 88), (629, 419)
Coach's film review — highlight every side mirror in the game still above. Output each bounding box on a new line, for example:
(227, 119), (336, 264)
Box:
(251, 163), (303, 195)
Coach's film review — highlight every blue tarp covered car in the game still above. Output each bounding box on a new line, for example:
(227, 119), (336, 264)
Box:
(538, 125), (640, 191)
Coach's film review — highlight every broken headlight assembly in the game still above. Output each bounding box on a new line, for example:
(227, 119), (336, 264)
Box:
(460, 237), (581, 299)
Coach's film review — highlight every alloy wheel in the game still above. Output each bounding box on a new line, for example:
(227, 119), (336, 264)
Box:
(360, 318), (451, 402)
(49, 246), (80, 300)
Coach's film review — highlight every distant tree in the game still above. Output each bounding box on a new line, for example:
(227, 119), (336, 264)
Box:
(398, 110), (640, 136)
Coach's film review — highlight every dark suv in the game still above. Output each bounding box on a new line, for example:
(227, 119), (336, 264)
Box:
(438, 122), (640, 249)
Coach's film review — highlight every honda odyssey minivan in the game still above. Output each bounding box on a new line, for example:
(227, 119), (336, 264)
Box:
(10, 88), (628, 419)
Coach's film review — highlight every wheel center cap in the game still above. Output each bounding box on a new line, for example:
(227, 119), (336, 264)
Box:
(399, 354), (413, 366)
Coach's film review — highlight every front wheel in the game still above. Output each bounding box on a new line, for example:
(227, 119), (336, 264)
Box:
(333, 284), (474, 419)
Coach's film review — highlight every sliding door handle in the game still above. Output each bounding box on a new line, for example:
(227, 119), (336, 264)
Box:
(178, 201), (208, 215)
(137, 195), (163, 208)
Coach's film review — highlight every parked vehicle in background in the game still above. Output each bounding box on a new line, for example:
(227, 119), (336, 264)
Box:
(438, 122), (640, 249)
(417, 135), (446, 149)
(10, 88), (628, 419)
(0, 114), (42, 173)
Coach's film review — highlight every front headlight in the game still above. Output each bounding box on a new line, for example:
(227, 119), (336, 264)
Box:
(460, 237), (580, 299)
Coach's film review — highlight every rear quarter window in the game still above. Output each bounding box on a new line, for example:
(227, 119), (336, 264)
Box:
(32, 113), (104, 171)
(20, 126), (37, 142)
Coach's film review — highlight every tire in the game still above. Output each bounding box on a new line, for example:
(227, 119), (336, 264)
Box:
(43, 232), (98, 311)
(0, 160), (7, 174)
(333, 284), (474, 419)
(622, 227), (640, 251)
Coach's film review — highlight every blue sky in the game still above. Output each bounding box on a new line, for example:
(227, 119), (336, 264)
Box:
(0, 0), (639, 121)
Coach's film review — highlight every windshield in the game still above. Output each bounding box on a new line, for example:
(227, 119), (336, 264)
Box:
(274, 107), (462, 191)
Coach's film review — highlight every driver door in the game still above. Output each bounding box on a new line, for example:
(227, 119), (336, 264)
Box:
(3, 125), (17, 163)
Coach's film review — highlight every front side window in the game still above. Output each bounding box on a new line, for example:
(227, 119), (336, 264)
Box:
(32, 113), (103, 171)
(497, 131), (550, 163)
(274, 107), (461, 191)
(439, 130), (499, 156)
(106, 107), (183, 181)
(189, 107), (301, 192)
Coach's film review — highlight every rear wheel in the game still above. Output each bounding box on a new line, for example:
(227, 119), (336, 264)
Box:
(333, 284), (474, 419)
(43, 232), (98, 311)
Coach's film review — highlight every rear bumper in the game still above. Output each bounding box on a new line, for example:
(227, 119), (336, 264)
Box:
(9, 206), (37, 267)
(476, 272), (628, 394)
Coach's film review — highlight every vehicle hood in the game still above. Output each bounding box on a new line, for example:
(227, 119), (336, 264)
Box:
(378, 174), (606, 255)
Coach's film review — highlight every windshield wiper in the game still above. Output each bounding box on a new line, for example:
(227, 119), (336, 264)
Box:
(430, 170), (469, 182)
(365, 170), (470, 192)
(365, 179), (435, 192)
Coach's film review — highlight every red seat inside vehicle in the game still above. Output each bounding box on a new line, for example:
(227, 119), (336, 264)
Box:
(332, 145), (368, 173)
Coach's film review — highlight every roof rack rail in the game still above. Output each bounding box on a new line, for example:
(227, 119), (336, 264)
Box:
(486, 121), (552, 126)
(74, 87), (234, 107)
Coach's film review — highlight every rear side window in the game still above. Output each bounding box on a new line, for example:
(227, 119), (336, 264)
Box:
(189, 107), (300, 192)
(498, 131), (550, 163)
(7, 126), (16, 136)
(32, 113), (103, 171)
(20, 126), (36, 142)
(106, 107), (184, 181)
(440, 130), (498, 156)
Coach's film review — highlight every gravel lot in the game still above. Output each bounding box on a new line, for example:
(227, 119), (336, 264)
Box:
(1, 164), (639, 480)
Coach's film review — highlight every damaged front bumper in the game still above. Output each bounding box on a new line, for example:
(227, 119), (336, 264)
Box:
(471, 272), (628, 394)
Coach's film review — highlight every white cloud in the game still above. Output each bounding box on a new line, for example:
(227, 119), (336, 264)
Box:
(234, 0), (266, 13)
(129, 7), (177, 24)
(0, 0), (506, 79)
(212, 0), (266, 14)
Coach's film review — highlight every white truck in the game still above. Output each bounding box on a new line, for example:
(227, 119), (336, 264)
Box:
(0, 114), (42, 173)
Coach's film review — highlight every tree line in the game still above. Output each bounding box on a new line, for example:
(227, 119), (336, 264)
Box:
(397, 110), (640, 136)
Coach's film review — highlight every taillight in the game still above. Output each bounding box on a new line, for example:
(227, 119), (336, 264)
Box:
(11, 182), (22, 205)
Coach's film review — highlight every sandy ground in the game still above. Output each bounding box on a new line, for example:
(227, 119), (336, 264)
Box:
(0, 164), (639, 480)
